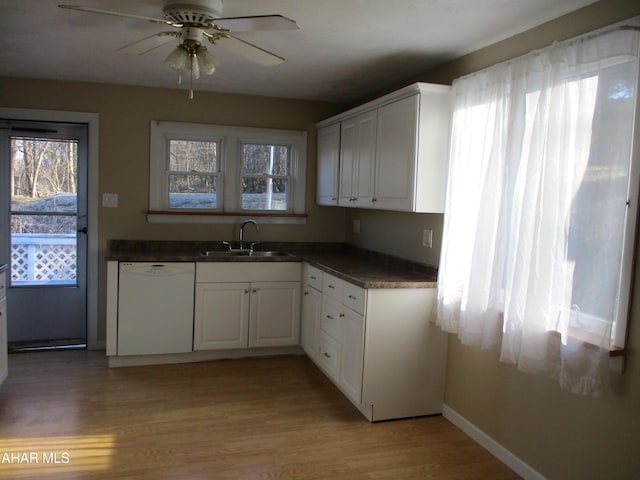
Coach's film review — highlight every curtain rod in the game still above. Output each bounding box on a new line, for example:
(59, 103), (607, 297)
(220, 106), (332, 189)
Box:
(454, 21), (640, 82)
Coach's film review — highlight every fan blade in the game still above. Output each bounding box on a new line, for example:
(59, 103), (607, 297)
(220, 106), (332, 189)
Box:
(117, 32), (179, 55)
(212, 35), (285, 66)
(58, 4), (178, 27)
(213, 15), (298, 32)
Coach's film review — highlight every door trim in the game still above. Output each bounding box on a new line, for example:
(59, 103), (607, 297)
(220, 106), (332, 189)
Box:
(0, 108), (101, 349)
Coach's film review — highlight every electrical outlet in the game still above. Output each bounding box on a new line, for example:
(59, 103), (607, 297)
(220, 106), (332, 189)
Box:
(353, 219), (361, 234)
(422, 229), (433, 248)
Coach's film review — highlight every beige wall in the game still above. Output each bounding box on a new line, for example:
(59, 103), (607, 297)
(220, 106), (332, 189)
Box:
(0, 79), (346, 339)
(421, 1), (639, 479)
(2, 0), (640, 477)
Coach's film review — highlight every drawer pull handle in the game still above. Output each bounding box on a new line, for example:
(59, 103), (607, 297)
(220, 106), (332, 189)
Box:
(310, 276), (317, 280)
(326, 315), (334, 320)
(339, 313), (345, 318)
(328, 285), (335, 289)
(348, 295), (356, 300)
(323, 352), (331, 358)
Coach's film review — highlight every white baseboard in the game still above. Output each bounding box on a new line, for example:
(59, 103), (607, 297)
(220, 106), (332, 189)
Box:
(442, 404), (546, 480)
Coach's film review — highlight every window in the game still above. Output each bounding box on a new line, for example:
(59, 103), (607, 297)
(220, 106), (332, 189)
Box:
(168, 139), (220, 210)
(240, 143), (290, 211)
(149, 121), (307, 223)
(436, 25), (639, 395)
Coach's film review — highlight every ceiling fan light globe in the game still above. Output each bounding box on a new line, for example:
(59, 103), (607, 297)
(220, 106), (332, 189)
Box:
(197, 47), (218, 76)
(191, 54), (201, 80)
(164, 46), (189, 73)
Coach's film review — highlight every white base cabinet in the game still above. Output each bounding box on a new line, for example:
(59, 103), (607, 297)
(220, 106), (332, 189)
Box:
(194, 263), (301, 351)
(301, 264), (322, 360)
(303, 263), (447, 422)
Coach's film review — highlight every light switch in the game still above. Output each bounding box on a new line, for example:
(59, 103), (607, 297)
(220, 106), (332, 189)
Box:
(102, 193), (118, 208)
(422, 229), (433, 248)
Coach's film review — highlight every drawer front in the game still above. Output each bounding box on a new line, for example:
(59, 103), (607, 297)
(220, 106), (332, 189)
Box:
(322, 273), (343, 302)
(319, 332), (340, 380)
(197, 262), (301, 283)
(343, 282), (366, 315)
(304, 263), (323, 291)
(320, 297), (341, 341)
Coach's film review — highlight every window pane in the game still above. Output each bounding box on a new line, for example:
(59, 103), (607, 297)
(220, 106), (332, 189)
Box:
(241, 144), (289, 175)
(169, 140), (218, 172)
(169, 174), (218, 209)
(11, 137), (78, 213)
(11, 214), (77, 286)
(241, 178), (288, 210)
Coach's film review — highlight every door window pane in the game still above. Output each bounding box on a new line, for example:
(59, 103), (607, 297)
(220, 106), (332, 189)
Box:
(10, 137), (78, 286)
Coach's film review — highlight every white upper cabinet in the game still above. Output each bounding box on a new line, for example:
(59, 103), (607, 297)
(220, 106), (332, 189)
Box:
(316, 83), (452, 213)
(316, 123), (340, 206)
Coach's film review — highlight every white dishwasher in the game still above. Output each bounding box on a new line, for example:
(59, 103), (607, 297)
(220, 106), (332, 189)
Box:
(117, 262), (195, 355)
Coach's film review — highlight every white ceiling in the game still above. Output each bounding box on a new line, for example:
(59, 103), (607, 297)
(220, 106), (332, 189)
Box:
(0, 0), (599, 103)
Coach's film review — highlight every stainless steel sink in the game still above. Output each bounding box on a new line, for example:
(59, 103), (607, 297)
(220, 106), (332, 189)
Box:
(200, 250), (293, 258)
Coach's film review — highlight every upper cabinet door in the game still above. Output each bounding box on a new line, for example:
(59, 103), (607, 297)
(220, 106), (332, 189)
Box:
(316, 123), (340, 206)
(373, 95), (419, 211)
(339, 110), (377, 208)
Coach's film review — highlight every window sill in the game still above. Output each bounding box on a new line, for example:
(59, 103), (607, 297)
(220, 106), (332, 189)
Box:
(547, 329), (626, 373)
(146, 210), (308, 225)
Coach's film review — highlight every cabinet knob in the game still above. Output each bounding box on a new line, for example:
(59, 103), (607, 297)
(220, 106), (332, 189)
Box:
(304, 291), (309, 295)
(252, 289), (257, 293)
(372, 198), (378, 203)
(244, 289), (250, 294)
(339, 313), (345, 318)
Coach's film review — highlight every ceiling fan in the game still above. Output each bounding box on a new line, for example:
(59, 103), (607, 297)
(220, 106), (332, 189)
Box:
(58, 0), (299, 98)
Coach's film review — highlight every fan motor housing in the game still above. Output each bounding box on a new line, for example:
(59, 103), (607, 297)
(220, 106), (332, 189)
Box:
(163, 0), (224, 25)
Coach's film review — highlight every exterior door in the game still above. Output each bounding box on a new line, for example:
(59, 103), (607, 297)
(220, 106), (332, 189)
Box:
(0, 119), (88, 348)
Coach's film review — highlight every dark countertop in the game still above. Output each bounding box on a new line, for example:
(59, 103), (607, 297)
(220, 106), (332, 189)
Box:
(106, 241), (437, 289)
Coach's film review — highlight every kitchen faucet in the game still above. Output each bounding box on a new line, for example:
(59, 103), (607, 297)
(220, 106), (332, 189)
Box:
(239, 219), (259, 249)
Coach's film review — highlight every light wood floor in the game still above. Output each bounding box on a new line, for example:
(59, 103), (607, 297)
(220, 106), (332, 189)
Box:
(0, 351), (521, 479)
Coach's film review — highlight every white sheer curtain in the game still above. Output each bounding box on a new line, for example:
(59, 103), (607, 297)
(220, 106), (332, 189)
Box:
(436, 26), (639, 396)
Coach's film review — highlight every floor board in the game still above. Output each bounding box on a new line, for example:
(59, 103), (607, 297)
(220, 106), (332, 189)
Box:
(0, 351), (521, 479)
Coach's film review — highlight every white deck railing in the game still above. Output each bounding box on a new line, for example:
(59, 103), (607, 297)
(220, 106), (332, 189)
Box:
(11, 234), (77, 286)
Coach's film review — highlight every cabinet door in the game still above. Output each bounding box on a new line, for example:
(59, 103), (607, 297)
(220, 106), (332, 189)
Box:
(340, 308), (365, 404)
(249, 282), (300, 347)
(317, 123), (340, 206)
(339, 111), (377, 207)
(194, 283), (250, 350)
(339, 117), (357, 205)
(374, 94), (419, 211)
(301, 285), (322, 360)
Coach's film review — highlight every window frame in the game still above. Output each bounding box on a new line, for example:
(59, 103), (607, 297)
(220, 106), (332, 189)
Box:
(149, 121), (307, 224)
